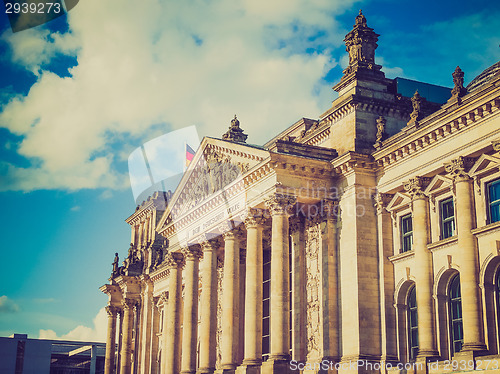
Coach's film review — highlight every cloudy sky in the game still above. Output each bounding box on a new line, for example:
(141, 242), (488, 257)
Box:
(0, 0), (499, 341)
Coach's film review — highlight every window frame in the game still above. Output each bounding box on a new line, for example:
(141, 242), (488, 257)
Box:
(407, 286), (418, 361)
(487, 178), (500, 224)
(440, 197), (456, 239)
(401, 213), (413, 253)
(449, 274), (463, 355)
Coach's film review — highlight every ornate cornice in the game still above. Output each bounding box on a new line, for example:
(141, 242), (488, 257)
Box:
(374, 95), (500, 169)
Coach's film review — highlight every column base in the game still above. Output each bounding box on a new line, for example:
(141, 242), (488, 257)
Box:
(261, 358), (291, 374)
(461, 342), (487, 353)
(215, 366), (237, 374)
(235, 362), (262, 374)
(182, 371), (197, 374)
(197, 368), (216, 374)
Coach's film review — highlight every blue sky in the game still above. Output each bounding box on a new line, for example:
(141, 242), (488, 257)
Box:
(0, 0), (499, 341)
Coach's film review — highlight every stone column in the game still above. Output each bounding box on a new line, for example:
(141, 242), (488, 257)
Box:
(289, 215), (306, 363)
(445, 157), (486, 352)
(149, 297), (160, 374)
(218, 223), (241, 373)
(120, 299), (137, 374)
(403, 177), (439, 360)
(374, 194), (398, 364)
(116, 309), (123, 373)
(181, 245), (203, 374)
(162, 252), (185, 374)
(198, 238), (220, 374)
(238, 210), (265, 373)
(104, 305), (118, 374)
(263, 194), (296, 373)
(322, 200), (340, 363)
(139, 278), (153, 374)
(159, 292), (169, 373)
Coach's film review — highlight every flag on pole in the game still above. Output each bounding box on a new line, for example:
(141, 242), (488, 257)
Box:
(185, 143), (195, 168)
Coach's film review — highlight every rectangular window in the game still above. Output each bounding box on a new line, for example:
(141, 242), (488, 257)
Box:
(440, 197), (455, 239)
(401, 214), (413, 253)
(488, 179), (500, 223)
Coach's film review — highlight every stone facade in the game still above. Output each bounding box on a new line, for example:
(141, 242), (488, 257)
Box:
(101, 12), (500, 374)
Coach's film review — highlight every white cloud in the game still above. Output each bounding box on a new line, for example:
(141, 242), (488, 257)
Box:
(0, 295), (20, 313)
(39, 307), (107, 342)
(0, 0), (353, 192)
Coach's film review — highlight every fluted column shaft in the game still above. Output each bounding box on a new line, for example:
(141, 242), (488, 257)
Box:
(242, 213), (264, 365)
(198, 240), (219, 374)
(182, 246), (203, 374)
(413, 196), (438, 357)
(265, 195), (295, 362)
(220, 229), (240, 370)
(104, 306), (118, 374)
(162, 253), (185, 374)
(455, 177), (486, 351)
(120, 299), (136, 374)
(404, 177), (438, 359)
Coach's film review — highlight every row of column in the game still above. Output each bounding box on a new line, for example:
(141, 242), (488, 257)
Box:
(403, 156), (486, 361)
(104, 193), (338, 373)
(160, 194), (296, 374)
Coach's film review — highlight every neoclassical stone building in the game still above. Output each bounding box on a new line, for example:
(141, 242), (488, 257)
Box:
(101, 11), (500, 374)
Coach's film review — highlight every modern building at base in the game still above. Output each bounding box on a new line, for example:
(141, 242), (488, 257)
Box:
(0, 334), (106, 374)
(100, 11), (500, 374)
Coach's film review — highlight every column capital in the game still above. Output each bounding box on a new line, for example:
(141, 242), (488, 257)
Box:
(122, 298), (137, 310)
(403, 176), (430, 200)
(373, 193), (393, 215)
(492, 139), (500, 151)
(219, 223), (244, 241)
(244, 208), (266, 228)
(164, 251), (185, 270)
(199, 236), (222, 252)
(181, 245), (203, 261)
(289, 214), (305, 233)
(105, 305), (119, 317)
(159, 291), (168, 306)
(265, 194), (296, 216)
(322, 199), (339, 219)
(444, 156), (475, 182)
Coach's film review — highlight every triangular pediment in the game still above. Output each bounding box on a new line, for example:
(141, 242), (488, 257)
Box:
(386, 192), (411, 211)
(157, 137), (269, 232)
(424, 175), (453, 195)
(469, 154), (500, 177)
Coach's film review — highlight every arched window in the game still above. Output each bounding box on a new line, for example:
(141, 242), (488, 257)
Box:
(496, 269), (500, 343)
(449, 274), (463, 354)
(408, 286), (418, 360)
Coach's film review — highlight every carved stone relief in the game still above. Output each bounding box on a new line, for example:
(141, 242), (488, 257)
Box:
(305, 220), (322, 361)
(176, 148), (248, 217)
(215, 256), (224, 368)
